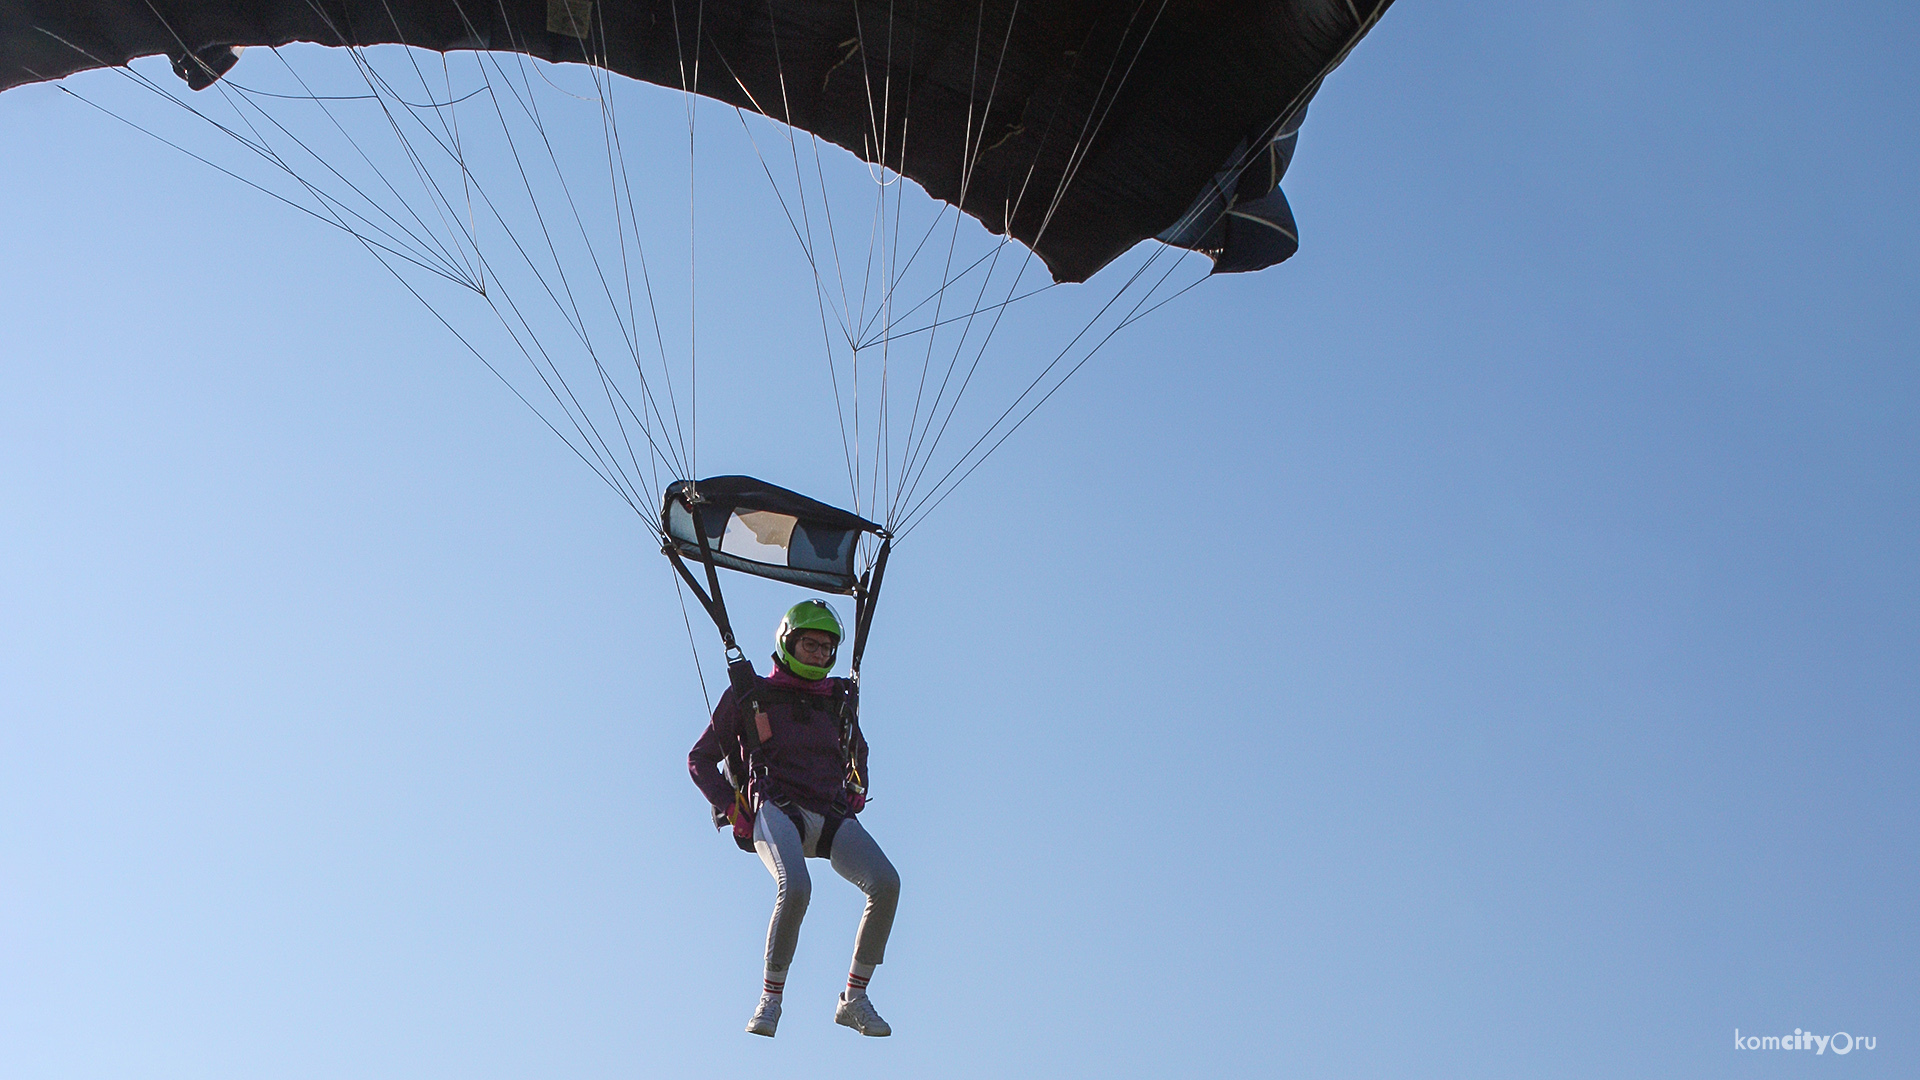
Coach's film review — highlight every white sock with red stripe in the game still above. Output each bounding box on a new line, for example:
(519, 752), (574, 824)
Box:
(763, 968), (786, 999)
(845, 961), (875, 999)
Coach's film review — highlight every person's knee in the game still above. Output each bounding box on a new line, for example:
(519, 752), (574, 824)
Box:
(870, 860), (900, 904)
(777, 872), (812, 912)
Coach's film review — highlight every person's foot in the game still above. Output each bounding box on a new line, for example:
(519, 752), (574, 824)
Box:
(834, 991), (891, 1036)
(746, 993), (782, 1037)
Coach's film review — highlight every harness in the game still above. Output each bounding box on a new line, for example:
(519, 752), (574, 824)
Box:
(727, 679), (862, 855)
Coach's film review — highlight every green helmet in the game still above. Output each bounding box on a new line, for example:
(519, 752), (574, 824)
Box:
(774, 599), (844, 680)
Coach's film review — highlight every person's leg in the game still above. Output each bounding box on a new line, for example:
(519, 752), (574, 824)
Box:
(827, 817), (899, 1036)
(827, 816), (900, 970)
(754, 806), (813, 974)
(748, 807), (811, 1035)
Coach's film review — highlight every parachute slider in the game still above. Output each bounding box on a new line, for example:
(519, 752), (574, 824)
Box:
(662, 476), (884, 595)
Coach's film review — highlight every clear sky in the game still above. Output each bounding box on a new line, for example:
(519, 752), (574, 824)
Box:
(2, 2), (1914, 1077)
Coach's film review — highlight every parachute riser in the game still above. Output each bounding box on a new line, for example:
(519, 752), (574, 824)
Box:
(847, 537), (891, 681)
(666, 485), (767, 729)
(838, 536), (890, 797)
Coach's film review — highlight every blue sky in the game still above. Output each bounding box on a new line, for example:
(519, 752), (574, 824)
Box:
(2, 2), (1914, 1077)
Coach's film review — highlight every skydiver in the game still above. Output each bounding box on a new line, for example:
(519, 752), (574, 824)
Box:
(687, 600), (899, 1038)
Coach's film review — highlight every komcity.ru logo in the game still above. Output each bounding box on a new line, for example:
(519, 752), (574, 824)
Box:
(1735, 1029), (1877, 1054)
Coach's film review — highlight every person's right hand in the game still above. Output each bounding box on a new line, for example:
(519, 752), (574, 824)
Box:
(728, 801), (755, 843)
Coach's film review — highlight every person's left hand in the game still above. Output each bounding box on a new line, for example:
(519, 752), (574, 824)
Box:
(845, 792), (867, 814)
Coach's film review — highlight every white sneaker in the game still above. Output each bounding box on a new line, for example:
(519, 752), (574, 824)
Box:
(834, 991), (891, 1036)
(746, 993), (782, 1037)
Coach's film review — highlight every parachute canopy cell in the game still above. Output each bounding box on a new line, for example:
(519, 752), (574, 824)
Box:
(1, 0), (1392, 282)
(663, 476), (884, 594)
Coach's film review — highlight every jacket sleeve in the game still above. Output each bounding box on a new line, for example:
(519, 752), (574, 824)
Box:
(688, 687), (741, 810)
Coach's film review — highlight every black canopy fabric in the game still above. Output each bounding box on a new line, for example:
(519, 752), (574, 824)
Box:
(0, 0), (1392, 281)
(662, 476), (883, 594)
(1157, 100), (1313, 273)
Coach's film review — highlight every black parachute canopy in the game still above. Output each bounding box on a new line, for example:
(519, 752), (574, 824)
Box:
(0, 0), (1392, 281)
(663, 477), (883, 594)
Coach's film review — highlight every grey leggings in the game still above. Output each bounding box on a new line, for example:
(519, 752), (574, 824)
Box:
(752, 803), (900, 973)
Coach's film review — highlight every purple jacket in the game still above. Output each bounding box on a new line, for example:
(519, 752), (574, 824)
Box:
(688, 666), (870, 817)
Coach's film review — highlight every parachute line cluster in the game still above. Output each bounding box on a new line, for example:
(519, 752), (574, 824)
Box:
(14, 0), (1393, 582)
